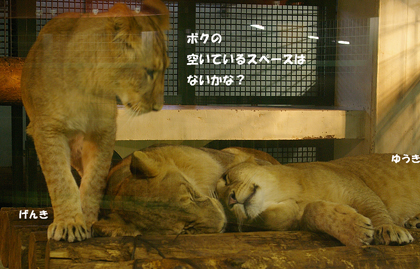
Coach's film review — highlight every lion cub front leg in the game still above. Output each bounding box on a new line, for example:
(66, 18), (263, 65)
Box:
(301, 201), (374, 246)
(32, 129), (87, 242)
(258, 200), (300, 231)
(79, 130), (115, 235)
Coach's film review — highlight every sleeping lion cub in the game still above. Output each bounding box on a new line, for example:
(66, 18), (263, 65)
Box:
(217, 154), (420, 246)
(21, 1), (169, 242)
(94, 145), (277, 236)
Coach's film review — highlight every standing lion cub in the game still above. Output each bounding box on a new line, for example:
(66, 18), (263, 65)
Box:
(21, 1), (169, 242)
(217, 154), (420, 246)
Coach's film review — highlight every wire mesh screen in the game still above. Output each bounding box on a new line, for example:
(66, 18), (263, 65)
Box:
(28, 1), (335, 106)
(164, 2), (178, 97)
(0, 0), (8, 56)
(36, 0), (84, 32)
(193, 4), (318, 100)
(205, 140), (333, 164)
(259, 146), (316, 164)
(336, 18), (373, 108)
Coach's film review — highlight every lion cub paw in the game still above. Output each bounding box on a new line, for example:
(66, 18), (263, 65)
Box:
(48, 215), (90, 242)
(374, 224), (413, 245)
(404, 214), (420, 229)
(333, 205), (374, 246)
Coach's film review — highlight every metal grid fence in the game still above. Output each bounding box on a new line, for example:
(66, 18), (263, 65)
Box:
(36, 0), (84, 33)
(164, 2), (178, 97)
(194, 3), (318, 99)
(0, 1), (344, 208)
(1, 1), (336, 105)
(0, 0), (8, 56)
(205, 140), (333, 164)
(8, 1), (335, 167)
(259, 146), (317, 164)
(29, 1), (335, 106)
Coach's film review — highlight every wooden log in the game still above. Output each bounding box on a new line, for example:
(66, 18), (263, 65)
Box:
(46, 231), (341, 262)
(45, 231), (340, 268)
(47, 247), (420, 269)
(46, 236), (136, 268)
(9, 225), (49, 269)
(48, 260), (135, 269)
(0, 208), (12, 267)
(0, 207), (52, 268)
(0, 57), (24, 105)
(28, 232), (48, 269)
(45, 230), (420, 269)
(130, 244), (420, 269)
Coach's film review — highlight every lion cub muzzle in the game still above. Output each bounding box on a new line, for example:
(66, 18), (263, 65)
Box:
(228, 185), (258, 220)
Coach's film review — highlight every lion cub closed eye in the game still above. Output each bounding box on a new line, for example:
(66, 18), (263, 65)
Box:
(217, 154), (420, 246)
(21, 0), (170, 242)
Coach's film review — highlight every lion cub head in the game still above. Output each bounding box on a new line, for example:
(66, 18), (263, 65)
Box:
(106, 0), (170, 114)
(216, 162), (284, 231)
(97, 147), (227, 236)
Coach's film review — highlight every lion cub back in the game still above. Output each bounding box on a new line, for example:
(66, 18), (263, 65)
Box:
(312, 154), (420, 225)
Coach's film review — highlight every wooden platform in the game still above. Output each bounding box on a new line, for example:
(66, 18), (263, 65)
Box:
(2, 207), (420, 269)
(115, 105), (365, 141)
(0, 207), (53, 269)
(0, 57), (365, 142)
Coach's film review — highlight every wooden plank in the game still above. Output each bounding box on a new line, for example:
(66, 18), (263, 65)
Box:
(44, 246), (420, 269)
(131, 244), (420, 269)
(0, 57), (24, 105)
(45, 230), (420, 269)
(116, 106), (366, 141)
(46, 236), (136, 268)
(45, 231), (339, 268)
(0, 208), (12, 267)
(47, 231), (342, 261)
(48, 260), (134, 269)
(9, 225), (49, 269)
(0, 56), (364, 142)
(0, 207), (52, 268)
(28, 232), (48, 269)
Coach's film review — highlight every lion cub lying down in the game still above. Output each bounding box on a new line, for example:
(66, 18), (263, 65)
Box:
(94, 145), (275, 236)
(217, 154), (420, 246)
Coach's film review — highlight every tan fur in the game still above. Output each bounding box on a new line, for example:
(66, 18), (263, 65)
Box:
(94, 145), (274, 236)
(20, 1), (169, 242)
(95, 145), (231, 236)
(217, 154), (420, 246)
(222, 147), (280, 165)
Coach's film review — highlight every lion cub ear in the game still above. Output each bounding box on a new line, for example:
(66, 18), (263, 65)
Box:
(130, 151), (160, 179)
(141, 0), (170, 30)
(107, 4), (139, 49)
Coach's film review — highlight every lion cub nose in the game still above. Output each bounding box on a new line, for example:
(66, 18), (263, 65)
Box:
(229, 191), (238, 206)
